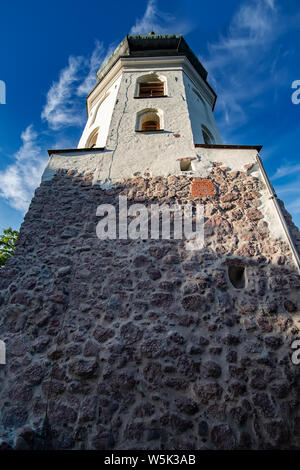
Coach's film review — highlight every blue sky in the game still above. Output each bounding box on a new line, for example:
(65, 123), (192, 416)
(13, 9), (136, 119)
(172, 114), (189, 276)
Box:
(0, 0), (300, 232)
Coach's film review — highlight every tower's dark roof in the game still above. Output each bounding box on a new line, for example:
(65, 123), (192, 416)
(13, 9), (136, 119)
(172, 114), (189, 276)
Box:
(96, 34), (210, 89)
(127, 35), (208, 81)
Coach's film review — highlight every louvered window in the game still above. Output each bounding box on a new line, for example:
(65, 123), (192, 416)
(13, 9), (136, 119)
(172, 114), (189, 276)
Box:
(141, 120), (160, 131)
(139, 82), (164, 97)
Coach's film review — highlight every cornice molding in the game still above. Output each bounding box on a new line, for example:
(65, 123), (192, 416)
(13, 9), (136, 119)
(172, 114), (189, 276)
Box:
(87, 56), (217, 114)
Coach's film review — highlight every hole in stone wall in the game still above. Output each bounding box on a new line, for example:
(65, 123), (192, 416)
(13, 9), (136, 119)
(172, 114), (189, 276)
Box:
(228, 265), (245, 289)
(180, 160), (191, 171)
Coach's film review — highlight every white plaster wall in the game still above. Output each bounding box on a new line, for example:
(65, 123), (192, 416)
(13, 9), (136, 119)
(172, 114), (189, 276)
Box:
(79, 56), (222, 156)
(104, 68), (198, 181)
(193, 148), (286, 240)
(43, 58), (287, 247)
(194, 147), (258, 171)
(43, 146), (286, 243)
(44, 148), (258, 182)
(183, 74), (222, 144)
(42, 150), (112, 183)
(78, 75), (122, 149)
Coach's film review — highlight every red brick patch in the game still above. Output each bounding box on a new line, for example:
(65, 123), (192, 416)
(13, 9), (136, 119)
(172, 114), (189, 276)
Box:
(190, 179), (215, 198)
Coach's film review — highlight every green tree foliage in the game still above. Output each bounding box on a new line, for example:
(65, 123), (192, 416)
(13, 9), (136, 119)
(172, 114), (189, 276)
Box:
(0, 227), (19, 267)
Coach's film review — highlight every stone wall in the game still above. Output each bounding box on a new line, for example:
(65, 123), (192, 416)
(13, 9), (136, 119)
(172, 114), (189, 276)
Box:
(0, 163), (299, 450)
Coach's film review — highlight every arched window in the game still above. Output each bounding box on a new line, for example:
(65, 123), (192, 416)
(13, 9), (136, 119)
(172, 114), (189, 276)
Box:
(142, 118), (159, 131)
(86, 128), (99, 148)
(136, 109), (163, 132)
(202, 125), (215, 145)
(89, 91), (110, 127)
(137, 74), (166, 98)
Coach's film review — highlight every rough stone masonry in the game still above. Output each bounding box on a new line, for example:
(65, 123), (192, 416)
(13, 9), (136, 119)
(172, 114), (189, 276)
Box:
(0, 162), (300, 450)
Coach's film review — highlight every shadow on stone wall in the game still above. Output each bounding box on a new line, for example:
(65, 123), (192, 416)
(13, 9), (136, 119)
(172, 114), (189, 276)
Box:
(0, 168), (299, 450)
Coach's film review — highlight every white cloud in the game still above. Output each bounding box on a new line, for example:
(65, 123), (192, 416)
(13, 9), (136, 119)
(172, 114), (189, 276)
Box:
(275, 182), (300, 196)
(130, 0), (193, 35)
(41, 55), (84, 130)
(77, 40), (115, 97)
(1, 40), (112, 214)
(272, 163), (300, 180)
(41, 40), (111, 130)
(287, 197), (300, 215)
(228, 0), (277, 44)
(202, 0), (279, 133)
(41, 1), (194, 133)
(266, 0), (275, 9)
(0, 125), (48, 212)
(2, 1), (194, 216)
(1, 40), (111, 213)
(207, 0), (278, 60)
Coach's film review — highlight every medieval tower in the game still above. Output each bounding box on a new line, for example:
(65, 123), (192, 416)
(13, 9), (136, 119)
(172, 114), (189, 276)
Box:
(0, 34), (300, 450)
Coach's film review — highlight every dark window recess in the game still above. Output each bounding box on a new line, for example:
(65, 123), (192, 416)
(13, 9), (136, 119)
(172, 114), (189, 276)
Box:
(142, 120), (160, 131)
(139, 82), (164, 97)
(228, 265), (245, 289)
(202, 125), (214, 145)
(88, 132), (98, 148)
(180, 160), (191, 171)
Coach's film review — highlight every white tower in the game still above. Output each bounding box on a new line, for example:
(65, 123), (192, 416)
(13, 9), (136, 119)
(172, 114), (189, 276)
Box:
(43, 34), (300, 270)
(76, 34), (222, 179)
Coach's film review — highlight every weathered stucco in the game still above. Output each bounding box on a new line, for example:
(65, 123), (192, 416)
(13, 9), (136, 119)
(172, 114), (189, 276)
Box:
(78, 75), (122, 149)
(43, 147), (288, 246)
(77, 53), (221, 152)
(183, 74), (222, 144)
